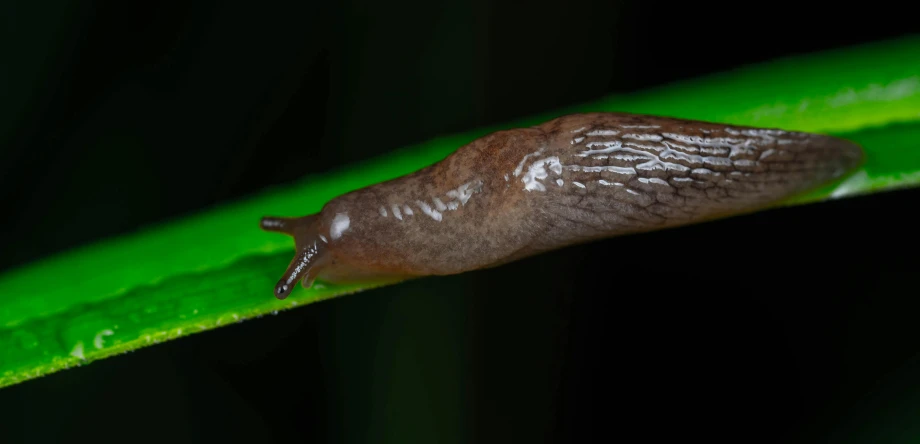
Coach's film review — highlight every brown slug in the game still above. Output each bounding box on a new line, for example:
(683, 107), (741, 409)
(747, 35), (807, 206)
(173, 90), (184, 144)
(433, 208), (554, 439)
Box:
(260, 112), (864, 299)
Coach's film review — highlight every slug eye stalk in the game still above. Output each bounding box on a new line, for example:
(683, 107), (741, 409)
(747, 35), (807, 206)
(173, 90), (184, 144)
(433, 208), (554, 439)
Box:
(260, 215), (327, 299)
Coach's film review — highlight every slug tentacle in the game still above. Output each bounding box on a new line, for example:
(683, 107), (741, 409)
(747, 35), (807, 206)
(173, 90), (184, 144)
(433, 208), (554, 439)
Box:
(260, 215), (310, 235)
(274, 239), (326, 300)
(260, 112), (865, 299)
(260, 214), (329, 299)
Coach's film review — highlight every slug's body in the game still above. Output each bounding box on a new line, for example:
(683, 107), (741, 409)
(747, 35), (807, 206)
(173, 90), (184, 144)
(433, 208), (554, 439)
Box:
(261, 112), (863, 299)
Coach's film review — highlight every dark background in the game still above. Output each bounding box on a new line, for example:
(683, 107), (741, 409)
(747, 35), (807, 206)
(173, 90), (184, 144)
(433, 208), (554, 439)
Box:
(2, 1), (920, 442)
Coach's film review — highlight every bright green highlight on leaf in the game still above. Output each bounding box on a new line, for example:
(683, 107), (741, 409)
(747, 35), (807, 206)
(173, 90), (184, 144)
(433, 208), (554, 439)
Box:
(2, 36), (920, 389)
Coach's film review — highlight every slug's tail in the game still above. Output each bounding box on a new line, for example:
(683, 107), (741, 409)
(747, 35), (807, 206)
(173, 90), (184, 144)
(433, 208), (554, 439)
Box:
(260, 215), (327, 300)
(769, 132), (865, 200)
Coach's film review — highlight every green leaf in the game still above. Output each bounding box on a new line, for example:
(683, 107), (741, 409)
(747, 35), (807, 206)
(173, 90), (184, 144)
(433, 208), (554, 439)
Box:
(2, 35), (919, 389)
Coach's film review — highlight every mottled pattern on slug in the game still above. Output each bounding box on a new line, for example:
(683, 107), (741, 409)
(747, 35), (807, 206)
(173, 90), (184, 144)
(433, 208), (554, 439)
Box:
(261, 112), (863, 299)
(522, 114), (863, 256)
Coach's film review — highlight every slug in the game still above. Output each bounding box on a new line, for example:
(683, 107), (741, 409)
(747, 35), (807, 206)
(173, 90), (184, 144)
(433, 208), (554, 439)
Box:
(260, 112), (863, 299)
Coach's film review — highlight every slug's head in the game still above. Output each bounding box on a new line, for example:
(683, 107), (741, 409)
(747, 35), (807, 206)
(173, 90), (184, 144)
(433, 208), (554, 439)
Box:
(260, 214), (329, 300)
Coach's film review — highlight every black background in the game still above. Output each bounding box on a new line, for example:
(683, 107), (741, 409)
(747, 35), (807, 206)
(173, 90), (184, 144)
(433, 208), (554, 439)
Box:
(2, 1), (920, 442)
